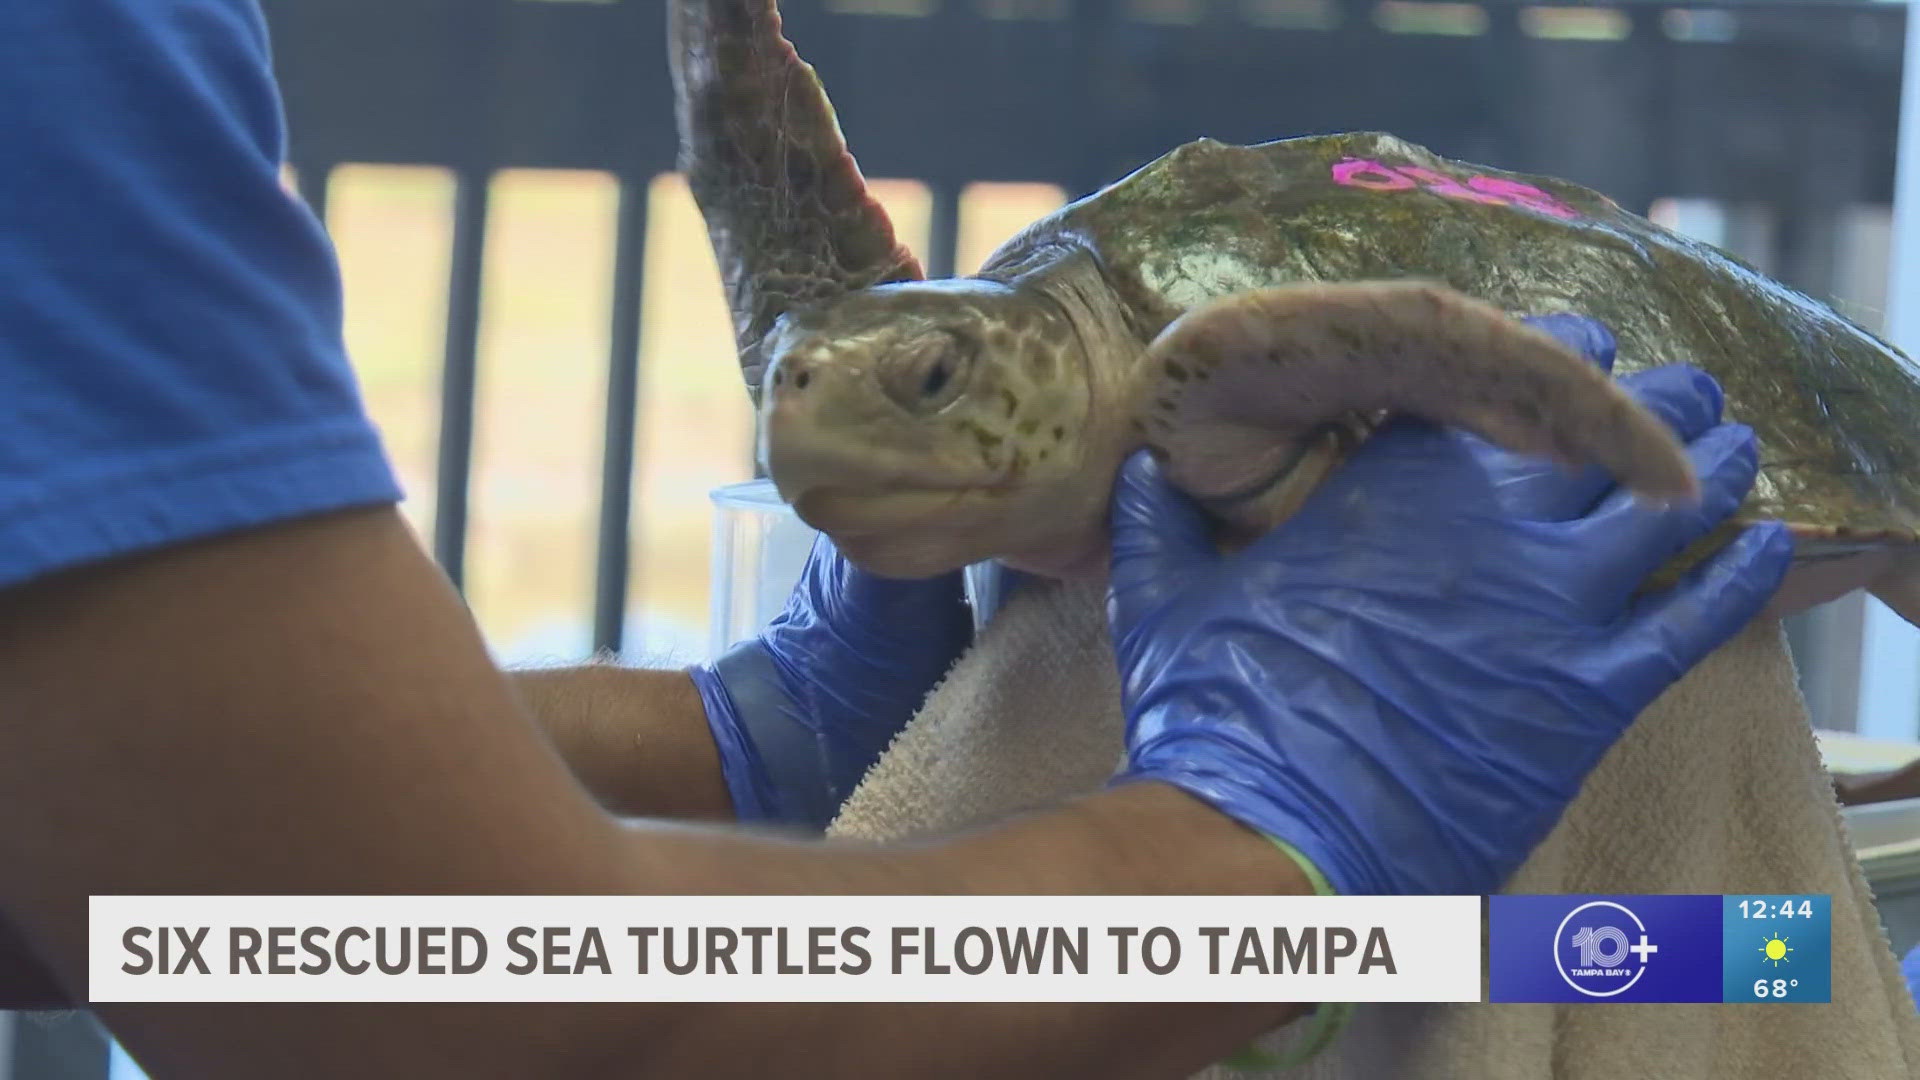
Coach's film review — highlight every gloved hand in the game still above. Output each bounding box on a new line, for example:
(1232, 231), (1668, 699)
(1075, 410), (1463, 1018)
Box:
(688, 534), (978, 828)
(1110, 315), (1795, 897)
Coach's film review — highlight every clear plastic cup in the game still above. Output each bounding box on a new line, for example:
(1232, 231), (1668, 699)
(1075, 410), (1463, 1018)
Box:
(707, 478), (1005, 660)
(707, 478), (820, 660)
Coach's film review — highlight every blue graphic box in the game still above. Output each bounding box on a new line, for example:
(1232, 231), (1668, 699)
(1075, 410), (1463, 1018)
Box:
(1719, 895), (1832, 1004)
(1489, 894), (1830, 1004)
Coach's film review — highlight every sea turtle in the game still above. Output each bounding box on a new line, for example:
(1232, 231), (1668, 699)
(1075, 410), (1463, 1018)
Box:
(668, 6), (1920, 1073)
(671, 0), (1920, 626)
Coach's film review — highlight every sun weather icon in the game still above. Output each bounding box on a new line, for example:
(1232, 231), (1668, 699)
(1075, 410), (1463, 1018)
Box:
(1759, 933), (1793, 968)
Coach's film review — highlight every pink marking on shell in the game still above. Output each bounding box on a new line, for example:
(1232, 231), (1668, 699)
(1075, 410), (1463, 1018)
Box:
(1331, 157), (1417, 191)
(1329, 158), (1584, 221)
(1465, 176), (1581, 220)
(1398, 165), (1509, 207)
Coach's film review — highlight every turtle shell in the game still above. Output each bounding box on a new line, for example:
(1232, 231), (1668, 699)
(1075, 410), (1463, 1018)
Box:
(984, 132), (1920, 550)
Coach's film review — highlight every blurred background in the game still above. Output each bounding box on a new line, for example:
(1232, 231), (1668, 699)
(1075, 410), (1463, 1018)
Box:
(9, 0), (1920, 1073)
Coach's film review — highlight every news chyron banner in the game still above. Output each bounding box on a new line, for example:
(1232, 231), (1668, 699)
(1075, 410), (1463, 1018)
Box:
(88, 896), (1475, 1003)
(86, 894), (1829, 1004)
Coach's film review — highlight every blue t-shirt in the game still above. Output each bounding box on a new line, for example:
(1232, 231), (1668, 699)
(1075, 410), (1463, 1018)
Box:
(0, 0), (400, 590)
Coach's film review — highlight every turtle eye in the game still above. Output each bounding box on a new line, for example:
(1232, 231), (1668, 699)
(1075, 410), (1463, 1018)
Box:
(921, 360), (952, 398)
(882, 332), (972, 413)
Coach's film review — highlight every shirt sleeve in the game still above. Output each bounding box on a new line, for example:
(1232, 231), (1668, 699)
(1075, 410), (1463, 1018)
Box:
(0, 0), (402, 590)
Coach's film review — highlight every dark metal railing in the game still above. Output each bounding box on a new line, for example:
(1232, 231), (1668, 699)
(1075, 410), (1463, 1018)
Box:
(432, 173), (491, 593)
(595, 181), (651, 651)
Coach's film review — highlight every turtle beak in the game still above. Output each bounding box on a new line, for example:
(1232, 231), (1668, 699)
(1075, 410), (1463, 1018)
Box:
(759, 349), (911, 512)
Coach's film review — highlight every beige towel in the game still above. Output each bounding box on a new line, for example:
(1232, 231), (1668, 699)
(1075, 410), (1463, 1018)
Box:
(828, 580), (1920, 1077)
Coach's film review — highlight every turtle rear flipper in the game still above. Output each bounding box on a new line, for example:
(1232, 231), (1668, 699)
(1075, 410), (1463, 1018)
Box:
(671, 0), (922, 403)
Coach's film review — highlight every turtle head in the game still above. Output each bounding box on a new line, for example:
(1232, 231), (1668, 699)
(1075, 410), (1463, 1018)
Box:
(759, 278), (1120, 579)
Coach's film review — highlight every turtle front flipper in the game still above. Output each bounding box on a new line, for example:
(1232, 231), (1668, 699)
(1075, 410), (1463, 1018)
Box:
(670, 0), (923, 403)
(1139, 281), (1699, 536)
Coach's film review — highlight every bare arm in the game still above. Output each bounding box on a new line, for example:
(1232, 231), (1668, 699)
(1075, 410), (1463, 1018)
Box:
(512, 665), (736, 820)
(0, 506), (1304, 1080)
(1834, 758), (1920, 806)
(0, 660), (727, 1011)
(0, 917), (69, 1010)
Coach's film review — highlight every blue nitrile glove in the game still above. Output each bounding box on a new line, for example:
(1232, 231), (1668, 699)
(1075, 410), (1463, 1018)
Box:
(1902, 943), (1920, 1010)
(1110, 315), (1795, 897)
(688, 533), (981, 828)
